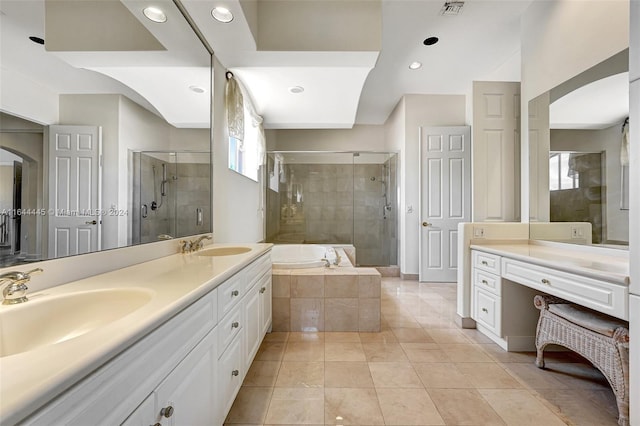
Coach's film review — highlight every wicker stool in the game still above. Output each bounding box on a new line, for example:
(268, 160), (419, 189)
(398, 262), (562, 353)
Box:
(534, 295), (630, 426)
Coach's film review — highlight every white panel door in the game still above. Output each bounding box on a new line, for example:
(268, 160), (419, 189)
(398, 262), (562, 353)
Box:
(472, 81), (521, 222)
(47, 125), (101, 258)
(419, 126), (471, 282)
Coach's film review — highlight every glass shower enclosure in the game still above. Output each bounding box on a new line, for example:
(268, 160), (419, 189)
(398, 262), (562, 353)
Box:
(131, 151), (210, 244)
(265, 151), (398, 267)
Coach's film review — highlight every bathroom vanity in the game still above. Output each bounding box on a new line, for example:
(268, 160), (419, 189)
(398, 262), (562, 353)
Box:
(468, 241), (629, 351)
(0, 243), (272, 425)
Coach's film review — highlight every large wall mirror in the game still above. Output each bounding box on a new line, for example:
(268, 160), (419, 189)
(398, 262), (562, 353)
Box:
(0, 0), (212, 267)
(529, 49), (629, 247)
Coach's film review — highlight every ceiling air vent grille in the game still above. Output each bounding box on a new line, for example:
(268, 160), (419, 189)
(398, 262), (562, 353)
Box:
(440, 1), (464, 16)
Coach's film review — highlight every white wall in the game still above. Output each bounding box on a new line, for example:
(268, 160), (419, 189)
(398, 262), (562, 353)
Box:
(400, 94), (467, 275)
(59, 94), (122, 250)
(271, 125), (385, 152)
(520, 0), (630, 221)
(213, 56), (263, 243)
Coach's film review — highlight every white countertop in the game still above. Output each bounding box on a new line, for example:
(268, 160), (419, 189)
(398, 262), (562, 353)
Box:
(469, 240), (629, 285)
(0, 243), (272, 425)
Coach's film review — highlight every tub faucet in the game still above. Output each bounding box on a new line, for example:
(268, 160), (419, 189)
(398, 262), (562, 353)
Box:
(320, 258), (331, 267)
(1, 268), (43, 305)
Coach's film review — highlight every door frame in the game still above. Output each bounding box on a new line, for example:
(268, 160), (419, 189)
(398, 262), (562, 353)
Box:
(418, 125), (471, 282)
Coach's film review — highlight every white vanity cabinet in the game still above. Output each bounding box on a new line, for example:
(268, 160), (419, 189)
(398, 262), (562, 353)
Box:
(21, 251), (273, 426)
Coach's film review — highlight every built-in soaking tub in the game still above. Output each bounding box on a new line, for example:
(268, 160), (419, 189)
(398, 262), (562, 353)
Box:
(271, 244), (352, 269)
(270, 244), (380, 332)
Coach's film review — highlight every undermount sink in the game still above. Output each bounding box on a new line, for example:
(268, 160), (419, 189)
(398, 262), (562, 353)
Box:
(0, 288), (153, 358)
(197, 246), (252, 256)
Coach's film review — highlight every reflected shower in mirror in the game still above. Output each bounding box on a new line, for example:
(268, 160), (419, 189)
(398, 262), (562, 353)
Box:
(0, 0), (211, 267)
(528, 49), (629, 247)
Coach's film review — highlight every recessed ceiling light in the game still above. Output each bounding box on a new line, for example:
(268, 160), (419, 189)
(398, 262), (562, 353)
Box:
(189, 85), (206, 94)
(143, 6), (167, 23)
(409, 61), (422, 70)
(211, 7), (234, 23)
(28, 36), (45, 45)
(424, 36), (439, 46)
(288, 86), (304, 94)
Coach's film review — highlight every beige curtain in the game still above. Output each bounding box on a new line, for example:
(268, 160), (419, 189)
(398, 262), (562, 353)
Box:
(225, 75), (244, 141)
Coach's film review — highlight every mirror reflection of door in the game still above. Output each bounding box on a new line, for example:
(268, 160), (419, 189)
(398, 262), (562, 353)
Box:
(47, 125), (102, 259)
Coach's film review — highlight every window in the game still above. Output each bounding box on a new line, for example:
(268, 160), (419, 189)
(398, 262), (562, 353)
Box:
(549, 152), (579, 191)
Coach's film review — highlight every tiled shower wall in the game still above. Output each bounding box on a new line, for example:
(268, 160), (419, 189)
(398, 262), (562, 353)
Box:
(266, 155), (398, 266)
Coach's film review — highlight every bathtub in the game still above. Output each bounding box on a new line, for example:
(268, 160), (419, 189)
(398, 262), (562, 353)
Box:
(271, 244), (352, 269)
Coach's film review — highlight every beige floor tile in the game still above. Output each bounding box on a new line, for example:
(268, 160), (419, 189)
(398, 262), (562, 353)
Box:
(255, 341), (286, 361)
(264, 387), (325, 425)
(427, 388), (506, 425)
(283, 342), (325, 362)
(460, 329), (498, 344)
(263, 332), (290, 342)
(358, 330), (398, 343)
(414, 315), (458, 329)
(479, 389), (567, 426)
(400, 342), (449, 363)
(325, 342), (366, 362)
(455, 363), (523, 389)
(439, 343), (494, 362)
(477, 344), (538, 363)
(243, 361), (281, 387)
(225, 386), (273, 424)
(324, 388), (385, 425)
(288, 332), (325, 342)
(324, 332), (361, 342)
(324, 362), (374, 388)
(426, 328), (472, 344)
(535, 388), (619, 426)
(413, 362), (474, 389)
(376, 387), (444, 425)
(368, 362), (423, 388)
(391, 327), (436, 343)
(502, 363), (569, 389)
(361, 342), (408, 362)
(544, 361), (611, 390)
(384, 314), (422, 328)
(275, 362), (324, 387)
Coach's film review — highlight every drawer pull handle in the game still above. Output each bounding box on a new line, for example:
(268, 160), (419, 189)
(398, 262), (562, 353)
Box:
(232, 321), (240, 328)
(232, 369), (239, 376)
(161, 405), (174, 418)
(541, 278), (550, 285)
(481, 260), (489, 266)
(481, 279), (488, 285)
(260, 286), (266, 293)
(481, 308), (489, 313)
(232, 290), (239, 296)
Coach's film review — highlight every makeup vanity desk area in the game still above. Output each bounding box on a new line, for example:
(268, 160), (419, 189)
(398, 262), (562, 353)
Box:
(468, 241), (629, 351)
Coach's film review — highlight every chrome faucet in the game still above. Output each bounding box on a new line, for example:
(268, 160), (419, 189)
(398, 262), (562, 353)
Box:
(192, 235), (212, 251)
(1, 268), (43, 305)
(179, 240), (193, 253)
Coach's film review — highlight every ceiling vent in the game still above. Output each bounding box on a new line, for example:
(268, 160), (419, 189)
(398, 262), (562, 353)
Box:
(440, 1), (464, 16)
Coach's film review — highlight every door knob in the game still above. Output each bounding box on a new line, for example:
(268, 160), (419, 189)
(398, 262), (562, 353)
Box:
(422, 221), (432, 227)
(85, 220), (97, 225)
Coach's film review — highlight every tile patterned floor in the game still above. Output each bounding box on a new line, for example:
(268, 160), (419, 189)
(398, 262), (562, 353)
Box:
(225, 278), (619, 425)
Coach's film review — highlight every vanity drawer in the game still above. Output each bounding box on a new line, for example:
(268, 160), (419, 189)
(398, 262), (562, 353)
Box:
(502, 258), (628, 320)
(217, 272), (245, 321)
(474, 286), (501, 336)
(217, 302), (243, 358)
(473, 269), (501, 296)
(245, 252), (272, 290)
(472, 250), (501, 275)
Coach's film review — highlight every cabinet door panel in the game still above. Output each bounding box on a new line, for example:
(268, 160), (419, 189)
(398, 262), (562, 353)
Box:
(244, 282), (262, 371)
(155, 327), (218, 426)
(260, 273), (272, 336)
(120, 393), (155, 426)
